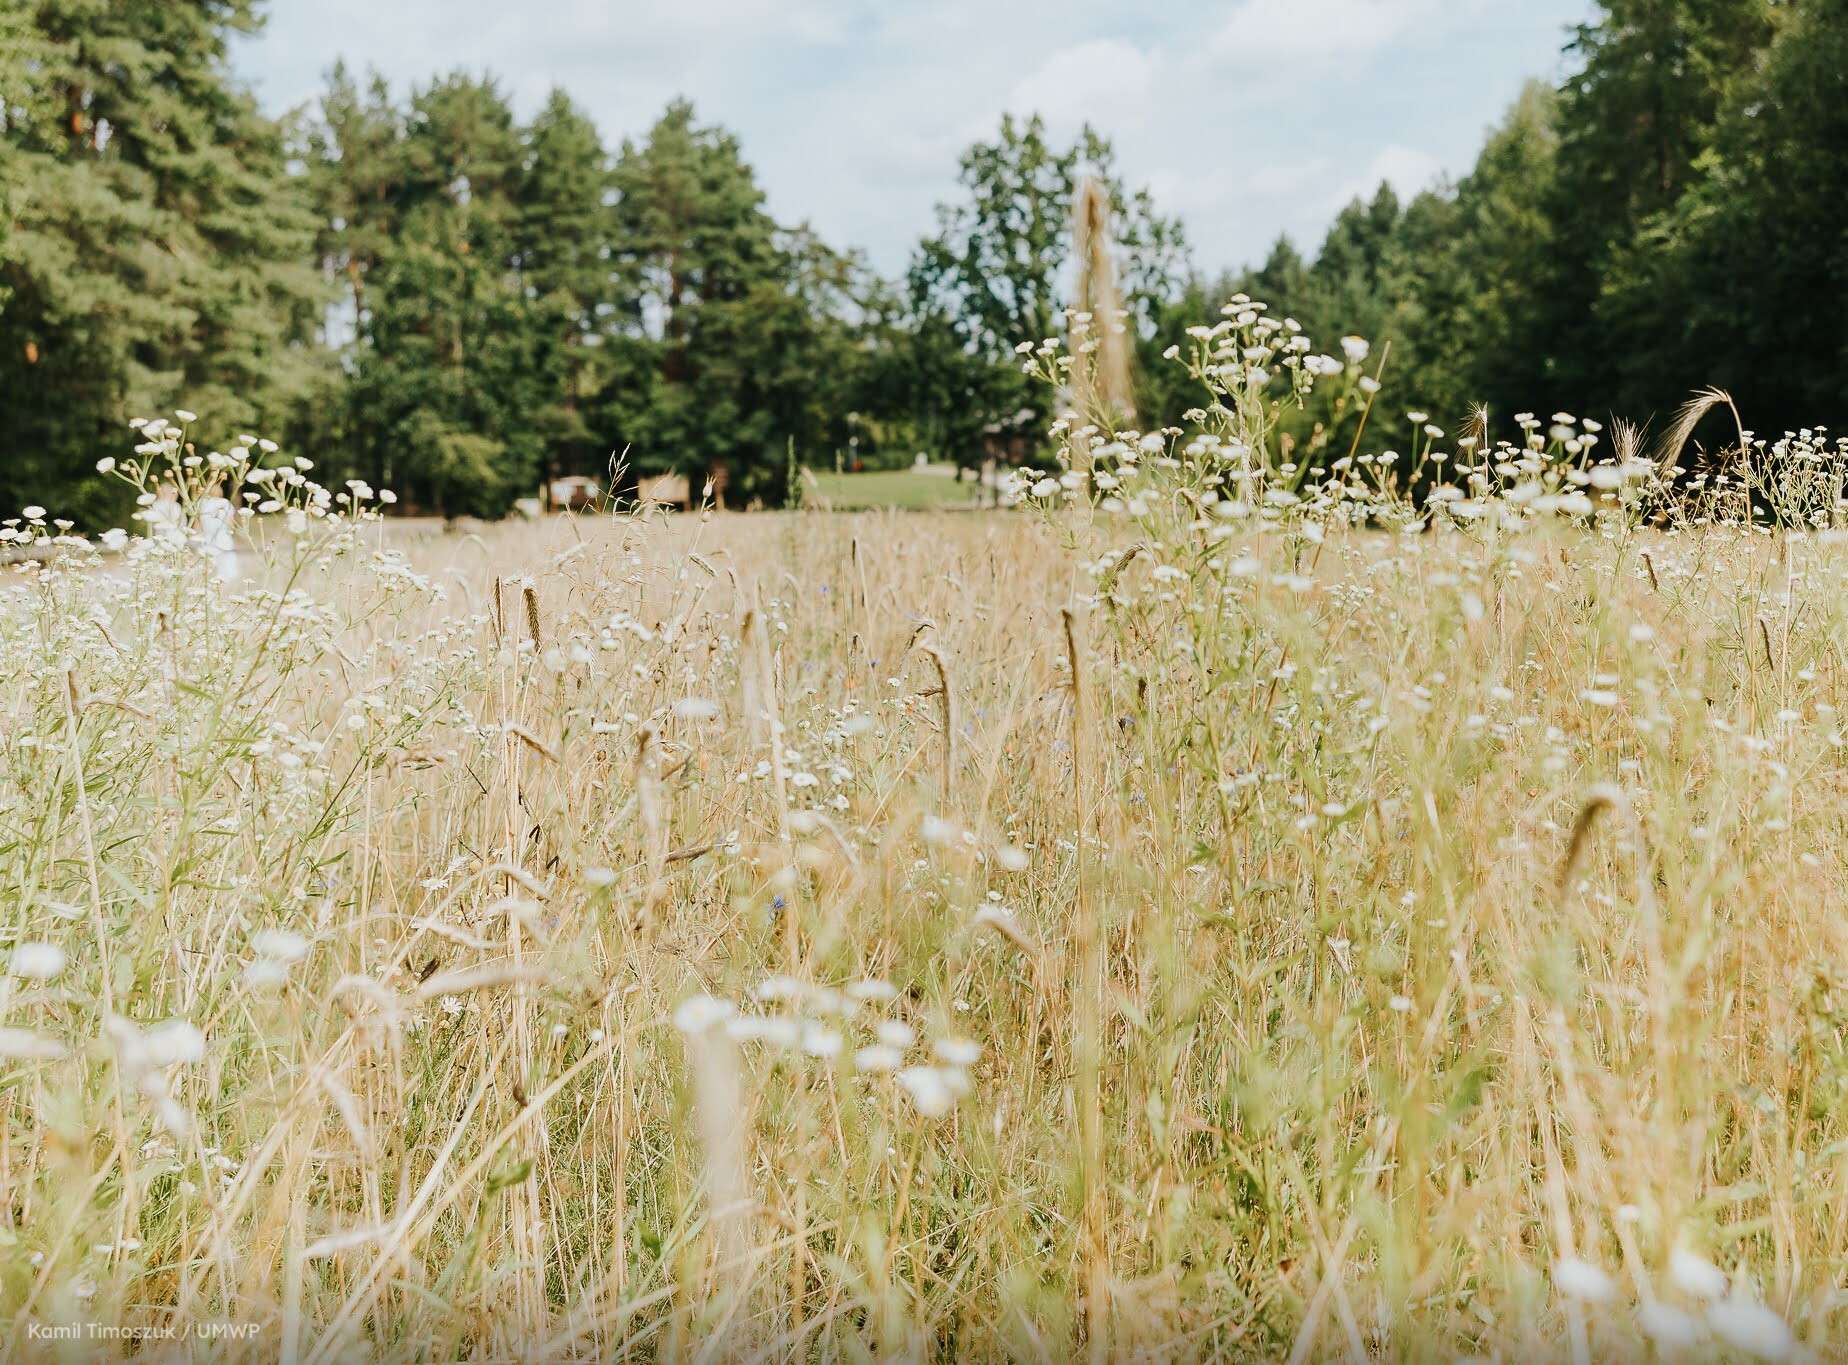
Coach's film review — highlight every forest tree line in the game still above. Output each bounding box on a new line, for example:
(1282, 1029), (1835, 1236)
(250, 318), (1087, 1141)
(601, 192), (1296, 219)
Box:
(2, 0), (1844, 523)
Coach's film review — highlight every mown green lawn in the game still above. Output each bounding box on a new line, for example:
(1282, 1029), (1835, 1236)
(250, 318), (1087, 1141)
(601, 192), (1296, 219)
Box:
(802, 466), (984, 509)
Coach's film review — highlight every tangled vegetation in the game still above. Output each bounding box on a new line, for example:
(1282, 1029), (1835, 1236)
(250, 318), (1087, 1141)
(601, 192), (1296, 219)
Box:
(3, 305), (1847, 1360)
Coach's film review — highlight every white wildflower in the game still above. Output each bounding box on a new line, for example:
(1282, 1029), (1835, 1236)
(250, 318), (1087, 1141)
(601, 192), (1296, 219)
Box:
(1552, 1257), (1616, 1303)
(874, 1020), (916, 1049)
(801, 1025), (843, 1058)
(854, 1044), (903, 1073)
(251, 929), (310, 962)
(1706, 1298), (1794, 1361)
(1638, 1302), (1704, 1350)
(143, 1019), (207, 1067)
(896, 1065), (956, 1118)
(0, 1028), (67, 1061)
(9, 942), (67, 980)
(934, 1037), (982, 1067)
(1671, 1249), (1730, 1301)
(672, 994), (734, 1034)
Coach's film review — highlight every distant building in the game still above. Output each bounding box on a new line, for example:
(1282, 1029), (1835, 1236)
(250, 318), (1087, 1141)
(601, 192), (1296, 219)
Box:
(636, 473), (691, 509)
(980, 406), (1040, 466)
(548, 475), (602, 511)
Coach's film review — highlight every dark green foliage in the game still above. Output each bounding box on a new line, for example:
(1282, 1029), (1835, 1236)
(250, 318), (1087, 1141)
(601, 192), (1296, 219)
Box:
(5, 0), (1845, 520)
(336, 72), (545, 515)
(906, 114), (1189, 465)
(1538, 0), (1780, 415)
(1599, 0), (1848, 429)
(519, 89), (615, 480)
(602, 100), (801, 504)
(0, 0), (325, 523)
(1189, 0), (1832, 443)
(304, 91), (879, 511)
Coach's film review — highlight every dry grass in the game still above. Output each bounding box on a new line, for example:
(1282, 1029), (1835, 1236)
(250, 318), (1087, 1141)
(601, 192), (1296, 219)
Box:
(5, 365), (1848, 1360)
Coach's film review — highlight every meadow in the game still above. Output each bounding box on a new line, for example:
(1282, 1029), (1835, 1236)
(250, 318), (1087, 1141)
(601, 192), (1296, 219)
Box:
(3, 306), (1848, 1362)
(802, 465), (984, 511)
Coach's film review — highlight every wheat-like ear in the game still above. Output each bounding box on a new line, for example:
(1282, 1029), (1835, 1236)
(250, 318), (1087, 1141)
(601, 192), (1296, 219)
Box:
(1609, 418), (1641, 465)
(1557, 783), (1622, 899)
(1652, 387), (1739, 472)
(1070, 176), (1134, 428)
(919, 642), (955, 794)
(523, 584), (543, 650)
(1463, 405), (1490, 452)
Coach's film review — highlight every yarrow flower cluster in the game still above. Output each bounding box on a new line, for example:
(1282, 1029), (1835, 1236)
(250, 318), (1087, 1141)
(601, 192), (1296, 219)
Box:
(673, 975), (985, 1120)
(1553, 1250), (1798, 1360)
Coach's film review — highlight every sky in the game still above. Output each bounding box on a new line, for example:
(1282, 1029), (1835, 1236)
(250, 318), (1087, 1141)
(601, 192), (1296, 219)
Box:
(233, 0), (1597, 279)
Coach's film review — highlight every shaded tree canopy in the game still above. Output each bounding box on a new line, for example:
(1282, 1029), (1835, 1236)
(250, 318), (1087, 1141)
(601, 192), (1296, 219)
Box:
(1, 0), (323, 524)
(3, 0), (1844, 522)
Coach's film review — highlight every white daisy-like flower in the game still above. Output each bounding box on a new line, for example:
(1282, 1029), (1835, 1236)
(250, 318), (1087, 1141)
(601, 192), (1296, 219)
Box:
(896, 1066), (955, 1118)
(1638, 1302), (1703, 1350)
(854, 1044), (903, 1073)
(672, 994), (734, 1035)
(143, 1019), (207, 1067)
(9, 942), (67, 980)
(934, 1037), (982, 1067)
(1670, 1249), (1730, 1300)
(801, 1025), (843, 1058)
(0, 1027), (67, 1061)
(1706, 1297), (1794, 1361)
(1552, 1257), (1616, 1303)
(251, 929), (310, 963)
(874, 1020), (916, 1050)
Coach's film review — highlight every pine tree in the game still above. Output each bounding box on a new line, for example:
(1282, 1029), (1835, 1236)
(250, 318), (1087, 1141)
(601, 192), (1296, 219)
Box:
(305, 64), (403, 350)
(338, 72), (543, 515)
(0, 0), (325, 524)
(1602, 0), (1846, 431)
(604, 99), (794, 503)
(1387, 81), (1561, 426)
(517, 89), (613, 483)
(1539, 0), (1779, 413)
(1444, 83), (1560, 421)
(1309, 183), (1406, 345)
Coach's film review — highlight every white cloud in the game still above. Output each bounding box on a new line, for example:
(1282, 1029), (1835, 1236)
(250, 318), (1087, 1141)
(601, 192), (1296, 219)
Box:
(1332, 144), (1447, 210)
(1210, 0), (1435, 62)
(1004, 39), (1159, 136)
(235, 0), (1592, 275)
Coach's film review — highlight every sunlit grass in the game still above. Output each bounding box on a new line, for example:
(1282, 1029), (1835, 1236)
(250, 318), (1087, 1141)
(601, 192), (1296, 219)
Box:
(803, 464), (983, 510)
(3, 310), (1848, 1360)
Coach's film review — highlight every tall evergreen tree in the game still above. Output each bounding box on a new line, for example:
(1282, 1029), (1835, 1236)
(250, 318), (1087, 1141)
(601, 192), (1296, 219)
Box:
(603, 99), (801, 504)
(1602, 0), (1846, 431)
(0, 0), (324, 523)
(337, 72), (545, 514)
(305, 63), (403, 345)
(1437, 82), (1561, 423)
(1308, 183), (1407, 345)
(1538, 0), (1779, 413)
(518, 89), (613, 483)
(1243, 240), (1313, 320)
